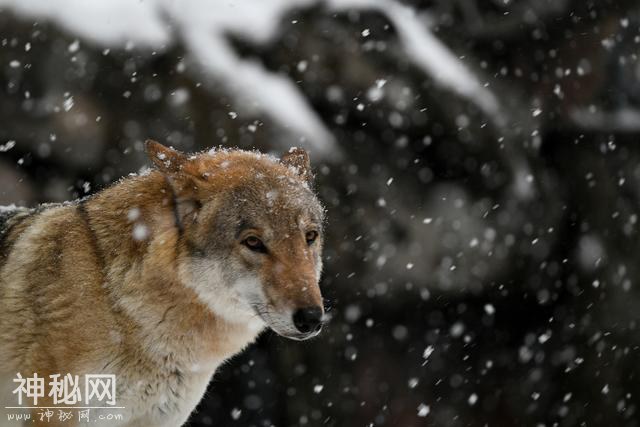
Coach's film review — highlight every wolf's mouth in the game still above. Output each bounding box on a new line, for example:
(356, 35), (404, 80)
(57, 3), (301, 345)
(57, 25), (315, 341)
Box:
(251, 304), (322, 341)
(283, 329), (322, 341)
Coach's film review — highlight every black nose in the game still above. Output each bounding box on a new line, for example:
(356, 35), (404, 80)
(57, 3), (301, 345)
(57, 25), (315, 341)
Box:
(292, 306), (324, 334)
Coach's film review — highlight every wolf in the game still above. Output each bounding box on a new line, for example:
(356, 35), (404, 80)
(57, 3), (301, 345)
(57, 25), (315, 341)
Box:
(0, 141), (326, 426)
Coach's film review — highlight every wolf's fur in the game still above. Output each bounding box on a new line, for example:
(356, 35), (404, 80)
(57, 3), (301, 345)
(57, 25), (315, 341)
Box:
(0, 142), (325, 426)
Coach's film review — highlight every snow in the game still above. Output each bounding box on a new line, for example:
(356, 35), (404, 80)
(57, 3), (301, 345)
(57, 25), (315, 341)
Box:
(450, 322), (465, 337)
(127, 208), (141, 222)
(132, 224), (150, 241)
(483, 304), (495, 315)
(571, 108), (640, 131)
(0, 204), (19, 213)
(0, 0), (169, 46)
(230, 407), (242, 420)
(417, 403), (430, 417)
(537, 331), (551, 344)
(422, 345), (434, 360)
(468, 393), (478, 406)
(0, 141), (16, 153)
(62, 97), (74, 112)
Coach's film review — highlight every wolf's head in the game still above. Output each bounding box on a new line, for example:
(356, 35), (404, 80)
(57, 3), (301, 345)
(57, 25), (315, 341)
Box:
(146, 140), (325, 340)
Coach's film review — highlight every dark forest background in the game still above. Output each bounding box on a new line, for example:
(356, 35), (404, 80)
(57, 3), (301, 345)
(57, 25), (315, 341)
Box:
(1, 1), (639, 426)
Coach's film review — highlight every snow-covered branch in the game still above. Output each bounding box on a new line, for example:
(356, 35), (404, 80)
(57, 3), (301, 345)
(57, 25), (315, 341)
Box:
(326, 0), (502, 119)
(1, 0), (511, 159)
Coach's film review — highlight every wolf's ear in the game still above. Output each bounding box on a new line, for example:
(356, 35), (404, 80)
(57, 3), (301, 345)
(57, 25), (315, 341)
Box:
(145, 140), (188, 173)
(145, 140), (201, 224)
(281, 147), (313, 184)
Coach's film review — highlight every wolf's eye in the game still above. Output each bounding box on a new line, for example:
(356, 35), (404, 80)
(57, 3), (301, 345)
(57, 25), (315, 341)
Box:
(243, 236), (267, 253)
(306, 230), (319, 245)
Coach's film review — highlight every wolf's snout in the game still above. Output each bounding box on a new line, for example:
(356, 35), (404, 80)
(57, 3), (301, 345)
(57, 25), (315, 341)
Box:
(292, 306), (323, 334)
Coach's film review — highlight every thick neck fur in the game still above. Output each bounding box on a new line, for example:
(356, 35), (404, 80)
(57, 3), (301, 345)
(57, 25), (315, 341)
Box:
(82, 171), (263, 374)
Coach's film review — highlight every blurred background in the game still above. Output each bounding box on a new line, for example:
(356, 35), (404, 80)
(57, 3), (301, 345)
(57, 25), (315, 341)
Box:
(1, 0), (639, 426)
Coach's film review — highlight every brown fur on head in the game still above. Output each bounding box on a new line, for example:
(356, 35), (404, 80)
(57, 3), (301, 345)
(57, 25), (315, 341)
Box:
(145, 140), (325, 340)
